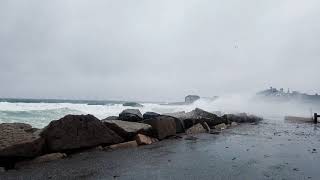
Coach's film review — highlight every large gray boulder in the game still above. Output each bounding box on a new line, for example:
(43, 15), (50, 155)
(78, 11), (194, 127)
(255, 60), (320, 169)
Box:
(102, 120), (153, 140)
(227, 113), (262, 123)
(119, 109), (143, 122)
(186, 123), (208, 134)
(142, 115), (176, 140)
(0, 123), (44, 158)
(40, 114), (124, 152)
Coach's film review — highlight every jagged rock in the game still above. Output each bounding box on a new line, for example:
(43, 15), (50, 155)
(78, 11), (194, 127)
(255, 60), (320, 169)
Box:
(169, 108), (228, 129)
(15, 153), (67, 169)
(108, 141), (138, 150)
(201, 122), (211, 132)
(135, 134), (158, 145)
(143, 115), (176, 140)
(215, 123), (227, 130)
(185, 95), (200, 104)
(0, 123), (44, 158)
(186, 123), (207, 134)
(40, 114), (124, 152)
(227, 113), (262, 123)
(143, 112), (161, 120)
(102, 120), (152, 140)
(119, 109), (143, 122)
(123, 102), (143, 107)
(104, 116), (119, 120)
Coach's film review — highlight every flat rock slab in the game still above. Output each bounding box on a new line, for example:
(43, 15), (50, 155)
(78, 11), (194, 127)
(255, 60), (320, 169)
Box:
(284, 116), (313, 123)
(143, 115), (176, 140)
(108, 141), (138, 150)
(102, 120), (152, 140)
(186, 123), (207, 135)
(0, 123), (44, 158)
(40, 114), (124, 152)
(135, 134), (158, 145)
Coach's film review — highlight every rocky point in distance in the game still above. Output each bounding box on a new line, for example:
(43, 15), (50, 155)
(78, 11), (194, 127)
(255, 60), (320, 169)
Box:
(256, 87), (320, 104)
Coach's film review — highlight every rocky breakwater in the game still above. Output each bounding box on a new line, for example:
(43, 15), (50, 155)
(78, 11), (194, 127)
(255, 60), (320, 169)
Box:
(0, 108), (262, 172)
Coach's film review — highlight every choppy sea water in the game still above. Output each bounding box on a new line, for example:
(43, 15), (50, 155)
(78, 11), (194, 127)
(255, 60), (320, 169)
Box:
(0, 99), (201, 128)
(0, 97), (319, 128)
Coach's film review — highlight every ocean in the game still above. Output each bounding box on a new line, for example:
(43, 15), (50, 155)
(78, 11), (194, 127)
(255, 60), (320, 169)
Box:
(1, 96), (318, 128)
(0, 98), (200, 128)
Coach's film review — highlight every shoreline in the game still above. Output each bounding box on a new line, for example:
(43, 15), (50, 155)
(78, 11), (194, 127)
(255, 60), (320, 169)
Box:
(1, 118), (319, 179)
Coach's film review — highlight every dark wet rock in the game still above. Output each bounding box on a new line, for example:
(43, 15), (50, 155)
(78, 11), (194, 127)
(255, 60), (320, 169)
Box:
(186, 123), (207, 134)
(227, 113), (262, 123)
(102, 120), (152, 140)
(104, 116), (119, 120)
(123, 102), (143, 108)
(107, 141), (138, 150)
(174, 117), (185, 133)
(0, 123), (44, 158)
(142, 115), (176, 140)
(15, 153), (67, 169)
(40, 114), (124, 152)
(185, 95), (200, 104)
(143, 112), (161, 120)
(119, 109), (143, 122)
(135, 134), (158, 145)
(162, 114), (185, 133)
(169, 108), (228, 129)
(0, 167), (4, 173)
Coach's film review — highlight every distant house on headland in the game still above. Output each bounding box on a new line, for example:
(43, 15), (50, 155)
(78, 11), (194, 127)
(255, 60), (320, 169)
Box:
(256, 87), (320, 103)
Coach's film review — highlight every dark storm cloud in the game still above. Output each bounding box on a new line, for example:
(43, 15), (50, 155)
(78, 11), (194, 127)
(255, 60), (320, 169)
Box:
(1, 0), (320, 101)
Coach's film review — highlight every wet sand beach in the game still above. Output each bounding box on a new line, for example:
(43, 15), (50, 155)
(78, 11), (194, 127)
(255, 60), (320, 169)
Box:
(1, 117), (320, 180)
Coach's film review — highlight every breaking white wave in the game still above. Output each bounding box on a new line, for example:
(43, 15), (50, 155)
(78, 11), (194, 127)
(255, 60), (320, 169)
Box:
(0, 95), (319, 128)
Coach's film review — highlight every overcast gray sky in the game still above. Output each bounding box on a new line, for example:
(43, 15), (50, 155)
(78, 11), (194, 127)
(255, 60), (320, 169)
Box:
(1, 0), (320, 101)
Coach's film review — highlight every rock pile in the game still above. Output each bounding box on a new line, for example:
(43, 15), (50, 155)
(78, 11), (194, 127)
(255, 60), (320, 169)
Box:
(0, 108), (262, 171)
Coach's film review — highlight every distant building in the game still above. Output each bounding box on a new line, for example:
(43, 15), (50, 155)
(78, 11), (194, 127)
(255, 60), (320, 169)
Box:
(256, 87), (320, 103)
